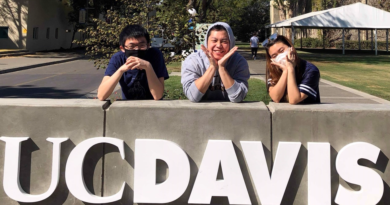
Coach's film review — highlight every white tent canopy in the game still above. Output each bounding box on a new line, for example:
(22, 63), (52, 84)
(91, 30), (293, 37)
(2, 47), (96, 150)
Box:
(266, 3), (390, 55)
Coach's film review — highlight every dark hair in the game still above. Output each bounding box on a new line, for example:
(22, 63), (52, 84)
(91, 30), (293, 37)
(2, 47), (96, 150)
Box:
(119, 25), (150, 47)
(207, 25), (227, 39)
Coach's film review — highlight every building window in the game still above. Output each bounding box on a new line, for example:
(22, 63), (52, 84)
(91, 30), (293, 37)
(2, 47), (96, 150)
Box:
(46, 28), (50, 39)
(55, 28), (59, 39)
(33, 27), (39, 39)
(0, 27), (8, 38)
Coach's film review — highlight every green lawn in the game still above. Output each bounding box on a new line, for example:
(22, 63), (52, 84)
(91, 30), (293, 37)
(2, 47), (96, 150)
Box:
(235, 42), (253, 49)
(166, 62), (181, 73)
(302, 53), (390, 101)
(164, 76), (270, 103)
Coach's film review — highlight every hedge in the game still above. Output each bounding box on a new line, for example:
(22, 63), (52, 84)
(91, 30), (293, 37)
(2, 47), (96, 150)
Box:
(335, 40), (389, 50)
(294, 38), (329, 48)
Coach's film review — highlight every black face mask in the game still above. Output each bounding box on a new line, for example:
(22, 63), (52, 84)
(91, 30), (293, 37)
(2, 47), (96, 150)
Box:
(125, 49), (149, 60)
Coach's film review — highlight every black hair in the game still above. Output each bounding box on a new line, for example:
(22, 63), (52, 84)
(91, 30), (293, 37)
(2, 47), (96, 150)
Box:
(207, 25), (227, 39)
(119, 25), (150, 47)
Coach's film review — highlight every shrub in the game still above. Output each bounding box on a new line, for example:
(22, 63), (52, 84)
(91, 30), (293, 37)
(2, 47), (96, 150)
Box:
(335, 40), (389, 50)
(294, 38), (328, 48)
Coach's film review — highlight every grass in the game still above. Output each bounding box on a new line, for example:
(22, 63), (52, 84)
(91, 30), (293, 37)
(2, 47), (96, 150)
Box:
(301, 53), (390, 101)
(235, 42), (253, 49)
(164, 76), (270, 103)
(166, 62), (181, 73)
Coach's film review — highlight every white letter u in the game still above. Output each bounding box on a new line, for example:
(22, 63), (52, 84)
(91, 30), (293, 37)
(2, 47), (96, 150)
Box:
(0, 137), (68, 203)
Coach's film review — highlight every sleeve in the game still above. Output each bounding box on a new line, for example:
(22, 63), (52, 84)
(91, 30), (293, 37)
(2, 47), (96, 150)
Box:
(181, 56), (204, 102)
(151, 49), (169, 80)
(267, 78), (273, 86)
(104, 54), (121, 76)
(225, 55), (250, 103)
(298, 68), (320, 100)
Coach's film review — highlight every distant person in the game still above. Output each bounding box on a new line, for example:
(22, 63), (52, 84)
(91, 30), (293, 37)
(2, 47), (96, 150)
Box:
(97, 25), (169, 100)
(181, 22), (250, 103)
(250, 33), (259, 60)
(263, 33), (320, 104)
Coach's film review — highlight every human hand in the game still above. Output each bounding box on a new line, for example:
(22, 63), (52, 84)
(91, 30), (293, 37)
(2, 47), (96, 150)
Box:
(286, 47), (297, 68)
(119, 56), (150, 72)
(271, 47), (296, 72)
(218, 46), (238, 69)
(201, 45), (218, 69)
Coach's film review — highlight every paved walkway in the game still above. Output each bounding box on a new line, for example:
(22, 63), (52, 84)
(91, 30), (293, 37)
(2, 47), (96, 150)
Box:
(173, 50), (390, 104)
(0, 51), (85, 74)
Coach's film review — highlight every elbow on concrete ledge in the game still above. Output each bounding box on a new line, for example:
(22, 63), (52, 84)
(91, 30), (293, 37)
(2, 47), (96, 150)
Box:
(188, 97), (201, 103)
(97, 93), (107, 101)
(289, 100), (299, 105)
(229, 98), (243, 103)
(153, 95), (163, 100)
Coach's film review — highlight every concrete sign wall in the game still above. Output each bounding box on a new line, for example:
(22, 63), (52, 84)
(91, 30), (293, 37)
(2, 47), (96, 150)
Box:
(0, 99), (106, 205)
(1, 99), (390, 204)
(269, 102), (390, 205)
(104, 101), (271, 205)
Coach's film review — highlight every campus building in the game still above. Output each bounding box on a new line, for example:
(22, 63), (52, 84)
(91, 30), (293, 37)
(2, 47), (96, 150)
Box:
(0, 0), (81, 52)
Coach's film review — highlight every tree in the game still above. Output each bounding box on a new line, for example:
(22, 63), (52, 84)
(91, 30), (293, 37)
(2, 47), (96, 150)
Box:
(73, 0), (198, 69)
(273, 0), (315, 39)
(186, 0), (253, 23)
(230, 0), (270, 41)
(156, 0), (201, 61)
(67, 0), (115, 48)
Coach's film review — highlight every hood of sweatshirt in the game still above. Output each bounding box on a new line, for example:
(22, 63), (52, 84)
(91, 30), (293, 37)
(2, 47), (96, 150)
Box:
(204, 22), (235, 50)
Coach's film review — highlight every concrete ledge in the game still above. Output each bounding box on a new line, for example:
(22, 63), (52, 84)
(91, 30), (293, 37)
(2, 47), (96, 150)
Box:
(2, 99), (390, 204)
(268, 102), (390, 205)
(104, 100), (271, 204)
(0, 99), (106, 205)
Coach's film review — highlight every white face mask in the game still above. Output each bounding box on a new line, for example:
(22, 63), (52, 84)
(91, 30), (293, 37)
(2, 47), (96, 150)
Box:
(272, 47), (291, 66)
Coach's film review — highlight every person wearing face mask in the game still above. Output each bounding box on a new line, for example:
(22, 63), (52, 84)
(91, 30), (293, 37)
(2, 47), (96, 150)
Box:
(97, 25), (169, 100)
(263, 33), (320, 104)
(181, 22), (250, 103)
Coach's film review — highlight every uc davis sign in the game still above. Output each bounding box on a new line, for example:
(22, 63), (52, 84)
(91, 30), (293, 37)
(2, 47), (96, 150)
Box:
(0, 137), (385, 205)
(1, 99), (390, 204)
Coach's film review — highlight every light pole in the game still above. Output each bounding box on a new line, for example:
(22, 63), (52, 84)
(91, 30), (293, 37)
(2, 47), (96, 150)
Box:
(188, 8), (197, 52)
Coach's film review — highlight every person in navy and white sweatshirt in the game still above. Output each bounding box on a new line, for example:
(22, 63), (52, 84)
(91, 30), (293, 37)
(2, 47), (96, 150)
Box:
(263, 33), (321, 104)
(181, 22), (250, 103)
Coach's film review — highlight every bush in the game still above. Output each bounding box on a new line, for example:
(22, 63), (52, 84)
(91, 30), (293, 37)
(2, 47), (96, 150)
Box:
(335, 40), (389, 50)
(294, 38), (328, 48)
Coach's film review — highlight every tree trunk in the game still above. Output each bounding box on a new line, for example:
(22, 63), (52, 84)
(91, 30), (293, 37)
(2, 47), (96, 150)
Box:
(187, 0), (196, 9)
(70, 24), (77, 49)
(286, 7), (293, 39)
(198, 0), (209, 23)
(278, 4), (286, 22)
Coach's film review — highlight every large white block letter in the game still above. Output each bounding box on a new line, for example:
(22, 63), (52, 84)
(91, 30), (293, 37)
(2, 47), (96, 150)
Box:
(308, 142), (331, 205)
(134, 139), (190, 203)
(189, 140), (251, 205)
(0, 137), (68, 203)
(335, 142), (383, 205)
(65, 137), (125, 204)
(241, 141), (301, 205)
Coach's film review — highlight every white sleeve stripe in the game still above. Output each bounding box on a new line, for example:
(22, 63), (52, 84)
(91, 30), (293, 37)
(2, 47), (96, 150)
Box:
(299, 84), (317, 95)
(300, 87), (317, 98)
(299, 86), (317, 96)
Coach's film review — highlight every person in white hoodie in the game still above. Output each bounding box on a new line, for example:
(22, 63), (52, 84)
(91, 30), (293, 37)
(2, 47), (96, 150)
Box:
(250, 33), (259, 60)
(181, 22), (250, 103)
